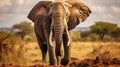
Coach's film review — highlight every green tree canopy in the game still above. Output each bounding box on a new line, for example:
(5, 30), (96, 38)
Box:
(111, 27), (120, 41)
(80, 30), (91, 38)
(90, 21), (118, 41)
(12, 21), (34, 40)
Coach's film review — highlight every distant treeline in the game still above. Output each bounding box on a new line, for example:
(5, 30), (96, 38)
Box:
(72, 21), (120, 42)
(0, 21), (120, 42)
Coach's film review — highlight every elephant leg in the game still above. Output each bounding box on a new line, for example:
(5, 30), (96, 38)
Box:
(48, 45), (57, 65)
(41, 43), (47, 62)
(61, 33), (71, 66)
(35, 33), (47, 62)
(43, 26), (57, 65)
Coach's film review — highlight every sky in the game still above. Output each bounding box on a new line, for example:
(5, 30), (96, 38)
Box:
(0, 0), (120, 28)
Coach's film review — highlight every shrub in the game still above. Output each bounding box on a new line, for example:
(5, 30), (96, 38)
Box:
(0, 31), (28, 64)
(87, 45), (112, 60)
(80, 30), (91, 38)
(24, 34), (37, 42)
(71, 31), (81, 41)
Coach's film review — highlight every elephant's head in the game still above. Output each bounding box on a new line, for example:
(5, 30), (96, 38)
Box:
(48, 2), (71, 47)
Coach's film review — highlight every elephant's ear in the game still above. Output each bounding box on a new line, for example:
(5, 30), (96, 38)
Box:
(27, 1), (52, 23)
(66, 1), (91, 30)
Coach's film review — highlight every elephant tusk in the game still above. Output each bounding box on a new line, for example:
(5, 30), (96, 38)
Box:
(66, 30), (70, 46)
(64, 21), (70, 46)
(49, 30), (53, 46)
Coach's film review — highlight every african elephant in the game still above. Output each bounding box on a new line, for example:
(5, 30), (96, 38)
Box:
(27, 0), (91, 66)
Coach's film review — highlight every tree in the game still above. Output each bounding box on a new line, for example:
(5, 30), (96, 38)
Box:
(111, 27), (120, 41)
(90, 21), (118, 41)
(12, 21), (34, 40)
(80, 30), (91, 38)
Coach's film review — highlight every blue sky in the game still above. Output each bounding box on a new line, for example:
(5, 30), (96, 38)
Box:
(0, 0), (120, 28)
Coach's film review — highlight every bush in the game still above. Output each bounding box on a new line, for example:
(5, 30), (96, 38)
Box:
(0, 31), (28, 64)
(87, 45), (112, 60)
(79, 31), (99, 41)
(71, 31), (81, 41)
(80, 30), (91, 38)
(24, 34), (37, 42)
(103, 35), (112, 42)
(89, 34), (99, 41)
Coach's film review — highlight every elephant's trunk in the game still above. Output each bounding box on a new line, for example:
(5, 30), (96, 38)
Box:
(49, 11), (70, 56)
(49, 16), (63, 43)
(54, 17), (64, 56)
(54, 21), (63, 44)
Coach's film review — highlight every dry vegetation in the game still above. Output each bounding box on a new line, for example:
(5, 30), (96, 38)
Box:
(71, 42), (120, 60)
(19, 42), (120, 64)
(1, 42), (120, 66)
(0, 35), (120, 67)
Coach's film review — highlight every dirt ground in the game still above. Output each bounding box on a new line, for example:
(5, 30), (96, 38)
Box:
(0, 57), (120, 67)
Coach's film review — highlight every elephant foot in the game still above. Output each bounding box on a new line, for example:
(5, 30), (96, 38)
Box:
(49, 59), (57, 66)
(42, 56), (47, 63)
(57, 56), (61, 65)
(42, 59), (47, 63)
(61, 57), (70, 66)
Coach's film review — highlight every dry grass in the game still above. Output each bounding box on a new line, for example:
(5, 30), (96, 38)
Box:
(71, 42), (120, 59)
(1, 41), (119, 65)
(20, 42), (120, 65)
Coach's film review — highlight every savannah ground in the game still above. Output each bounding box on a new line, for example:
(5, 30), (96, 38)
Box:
(0, 42), (120, 67)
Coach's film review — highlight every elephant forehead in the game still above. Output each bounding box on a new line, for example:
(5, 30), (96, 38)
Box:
(51, 3), (64, 10)
(50, 3), (70, 16)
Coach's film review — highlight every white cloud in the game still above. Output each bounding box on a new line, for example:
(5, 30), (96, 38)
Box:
(0, 0), (11, 7)
(102, 13), (115, 21)
(91, 5), (106, 13)
(10, 0), (25, 6)
(0, 0), (120, 27)
(111, 6), (120, 14)
(17, 0), (25, 5)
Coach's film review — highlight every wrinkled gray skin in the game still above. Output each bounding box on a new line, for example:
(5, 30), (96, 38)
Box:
(28, 0), (91, 66)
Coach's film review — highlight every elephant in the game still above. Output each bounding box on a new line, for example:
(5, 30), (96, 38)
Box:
(27, 0), (91, 66)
